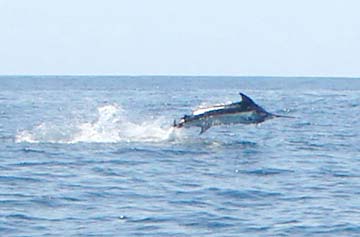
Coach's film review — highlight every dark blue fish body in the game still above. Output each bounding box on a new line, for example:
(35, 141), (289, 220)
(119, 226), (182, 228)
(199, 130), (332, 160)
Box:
(174, 93), (291, 134)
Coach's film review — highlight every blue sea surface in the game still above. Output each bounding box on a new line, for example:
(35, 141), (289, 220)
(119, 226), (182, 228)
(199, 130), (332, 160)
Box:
(0, 76), (359, 236)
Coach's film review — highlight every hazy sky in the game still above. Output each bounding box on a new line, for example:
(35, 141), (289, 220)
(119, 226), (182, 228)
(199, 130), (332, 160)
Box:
(0, 0), (359, 76)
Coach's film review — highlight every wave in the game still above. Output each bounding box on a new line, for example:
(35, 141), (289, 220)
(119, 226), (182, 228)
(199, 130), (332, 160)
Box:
(15, 104), (179, 144)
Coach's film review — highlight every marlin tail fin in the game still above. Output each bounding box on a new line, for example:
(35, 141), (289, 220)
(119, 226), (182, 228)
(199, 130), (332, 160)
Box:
(270, 114), (296, 119)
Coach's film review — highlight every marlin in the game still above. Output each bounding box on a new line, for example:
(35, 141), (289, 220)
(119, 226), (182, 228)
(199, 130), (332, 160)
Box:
(173, 92), (293, 134)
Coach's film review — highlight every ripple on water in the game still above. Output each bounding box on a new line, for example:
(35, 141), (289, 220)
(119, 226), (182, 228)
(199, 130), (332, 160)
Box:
(239, 167), (295, 176)
(217, 188), (282, 200)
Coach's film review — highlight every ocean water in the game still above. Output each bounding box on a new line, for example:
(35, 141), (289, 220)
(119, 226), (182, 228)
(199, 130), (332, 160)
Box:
(0, 76), (359, 236)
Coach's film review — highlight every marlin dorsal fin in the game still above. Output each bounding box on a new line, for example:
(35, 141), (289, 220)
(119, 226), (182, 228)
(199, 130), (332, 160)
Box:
(239, 93), (256, 107)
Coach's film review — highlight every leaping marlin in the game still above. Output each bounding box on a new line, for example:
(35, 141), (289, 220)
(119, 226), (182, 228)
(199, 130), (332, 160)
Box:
(173, 92), (293, 134)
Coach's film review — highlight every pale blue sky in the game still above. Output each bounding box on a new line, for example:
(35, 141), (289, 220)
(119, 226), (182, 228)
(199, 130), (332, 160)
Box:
(0, 0), (359, 76)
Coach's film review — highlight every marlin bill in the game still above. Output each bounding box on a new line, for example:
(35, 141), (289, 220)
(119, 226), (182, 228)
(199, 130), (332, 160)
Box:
(173, 93), (293, 134)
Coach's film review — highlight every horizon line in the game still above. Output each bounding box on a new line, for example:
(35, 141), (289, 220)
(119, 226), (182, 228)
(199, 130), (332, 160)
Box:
(0, 74), (360, 79)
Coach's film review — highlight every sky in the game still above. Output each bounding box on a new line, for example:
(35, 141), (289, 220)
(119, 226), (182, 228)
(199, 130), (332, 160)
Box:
(0, 0), (359, 77)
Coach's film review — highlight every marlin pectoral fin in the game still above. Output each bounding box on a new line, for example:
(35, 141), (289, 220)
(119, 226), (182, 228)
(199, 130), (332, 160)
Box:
(199, 124), (211, 135)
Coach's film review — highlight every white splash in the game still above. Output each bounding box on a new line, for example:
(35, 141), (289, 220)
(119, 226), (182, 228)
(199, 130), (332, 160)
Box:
(15, 104), (178, 144)
(192, 104), (227, 115)
(192, 101), (233, 115)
